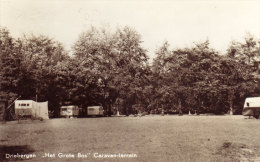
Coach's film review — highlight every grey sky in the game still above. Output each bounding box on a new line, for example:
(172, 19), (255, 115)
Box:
(1, 0), (259, 60)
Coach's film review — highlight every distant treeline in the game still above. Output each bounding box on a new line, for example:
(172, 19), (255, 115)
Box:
(0, 26), (259, 116)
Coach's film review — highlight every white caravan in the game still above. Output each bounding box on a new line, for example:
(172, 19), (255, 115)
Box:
(60, 105), (79, 118)
(87, 106), (104, 117)
(243, 97), (260, 119)
(15, 100), (49, 119)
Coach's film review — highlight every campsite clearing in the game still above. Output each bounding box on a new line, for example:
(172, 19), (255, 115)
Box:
(1, 115), (260, 162)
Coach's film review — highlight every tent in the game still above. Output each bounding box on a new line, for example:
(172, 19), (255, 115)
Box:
(15, 100), (49, 119)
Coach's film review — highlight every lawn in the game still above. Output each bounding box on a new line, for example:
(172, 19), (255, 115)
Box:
(1, 115), (260, 162)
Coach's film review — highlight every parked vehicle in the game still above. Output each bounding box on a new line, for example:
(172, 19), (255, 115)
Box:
(243, 97), (260, 119)
(60, 105), (79, 118)
(15, 100), (49, 120)
(87, 106), (104, 117)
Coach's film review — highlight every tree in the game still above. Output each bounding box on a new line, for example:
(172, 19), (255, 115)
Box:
(19, 34), (68, 102)
(72, 27), (117, 115)
(151, 41), (175, 113)
(0, 27), (23, 102)
(72, 26), (150, 115)
(151, 39), (253, 114)
(225, 34), (260, 114)
(113, 27), (149, 115)
(228, 33), (260, 68)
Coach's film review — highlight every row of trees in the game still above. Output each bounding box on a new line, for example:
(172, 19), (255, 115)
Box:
(0, 26), (259, 117)
(152, 39), (259, 114)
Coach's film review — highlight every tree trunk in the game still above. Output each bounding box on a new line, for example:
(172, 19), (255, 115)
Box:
(178, 99), (182, 116)
(228, 90), (234, 115)
(161, 105), (164, 116)
(108, 103), (112, 117)
(229, 100), (233, 115)
(36, 88), (38, 102)
(124, 102), (129, 116)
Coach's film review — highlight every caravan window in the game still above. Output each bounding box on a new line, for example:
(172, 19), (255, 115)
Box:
(20, 103), (27, 107)
(62, 108), (67, 111)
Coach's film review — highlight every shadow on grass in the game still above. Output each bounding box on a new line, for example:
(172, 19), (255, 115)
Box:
(0, 145), (35, 161)
(216, 142), (256, 161)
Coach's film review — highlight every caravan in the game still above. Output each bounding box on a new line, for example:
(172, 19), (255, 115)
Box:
(60, 105), (79, 118)
(243, 97), (260, 119)
(87, 106), (104, 117)
(15, 100), (49, 119)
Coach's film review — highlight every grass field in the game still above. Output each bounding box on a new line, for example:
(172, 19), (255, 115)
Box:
(1, 115), (260, 162)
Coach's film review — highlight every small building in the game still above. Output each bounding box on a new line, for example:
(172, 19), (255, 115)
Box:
(15, 100), (49, 119)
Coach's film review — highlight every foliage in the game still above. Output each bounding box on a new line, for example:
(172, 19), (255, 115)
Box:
(151, 39), (259, 114)
(72, 26), (150, 115)
(1, 26), (259, 116)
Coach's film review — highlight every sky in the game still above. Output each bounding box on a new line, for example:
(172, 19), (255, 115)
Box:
(1, 0), (260, 60)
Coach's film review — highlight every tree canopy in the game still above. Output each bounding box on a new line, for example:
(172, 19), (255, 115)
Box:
(1, 26), (259, 116)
